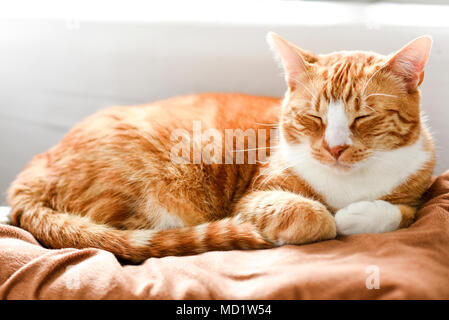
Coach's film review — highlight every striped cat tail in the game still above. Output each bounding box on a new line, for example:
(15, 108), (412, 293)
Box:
(138, 217), (273, 259)
(9, 200), (271, 262)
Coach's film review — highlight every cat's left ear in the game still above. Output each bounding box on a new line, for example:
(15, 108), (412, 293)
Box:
(267, 32), (316, 90)
(385, 36), (432, 92)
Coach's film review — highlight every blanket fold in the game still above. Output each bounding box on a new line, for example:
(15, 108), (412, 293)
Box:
(1, 171), (449, 299)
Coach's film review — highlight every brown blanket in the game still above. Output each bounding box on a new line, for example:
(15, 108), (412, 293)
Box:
(1, 171), (449, 300)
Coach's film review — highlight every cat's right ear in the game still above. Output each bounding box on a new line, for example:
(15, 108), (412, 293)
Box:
(267, 32), (314, 90)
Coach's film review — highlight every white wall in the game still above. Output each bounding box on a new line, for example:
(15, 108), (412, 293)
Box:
(0, 1), (448, 205)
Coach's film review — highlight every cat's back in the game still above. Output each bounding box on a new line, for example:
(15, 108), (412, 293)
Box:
(47, 93), (281, 159)
(9, 93), (282, 225)
(137, 92), (282, 131)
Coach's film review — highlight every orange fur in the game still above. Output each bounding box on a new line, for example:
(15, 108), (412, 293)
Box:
(8, 35), (435, 262)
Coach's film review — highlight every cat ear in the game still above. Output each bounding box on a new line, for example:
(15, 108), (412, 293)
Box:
(267, 32), (315, 90)
(385, 36), (432, 91)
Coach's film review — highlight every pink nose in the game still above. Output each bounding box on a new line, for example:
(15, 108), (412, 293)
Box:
(324, 143), (348, 160)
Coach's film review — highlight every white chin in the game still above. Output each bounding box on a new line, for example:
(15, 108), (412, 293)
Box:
(327, 161), (354, 173)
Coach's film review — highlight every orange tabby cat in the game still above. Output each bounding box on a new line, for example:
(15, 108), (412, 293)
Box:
(7, 33), (435, 262)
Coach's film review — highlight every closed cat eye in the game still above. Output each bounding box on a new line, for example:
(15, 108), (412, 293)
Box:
(354, 115), (371, 121)
(308, 114), (322, 121)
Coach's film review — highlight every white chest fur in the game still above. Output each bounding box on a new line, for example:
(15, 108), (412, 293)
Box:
(282, 134), (431, 210)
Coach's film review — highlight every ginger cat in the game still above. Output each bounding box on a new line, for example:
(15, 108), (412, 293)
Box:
(7, 33), (435, 263)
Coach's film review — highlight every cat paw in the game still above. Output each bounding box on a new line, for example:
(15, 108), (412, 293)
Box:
(334, 200), (401, 236)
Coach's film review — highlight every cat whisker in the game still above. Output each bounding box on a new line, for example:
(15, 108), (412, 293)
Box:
(364, 105), (376, 113)
(254, 123), (280, 127)
(234, 146), (279, 152)
(364, 93), (398, 100)
(361, 64), (386, 96)
(288, 77), (318, 100)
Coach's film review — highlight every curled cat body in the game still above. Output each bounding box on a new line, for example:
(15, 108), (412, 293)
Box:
(8, 33), (435, 262)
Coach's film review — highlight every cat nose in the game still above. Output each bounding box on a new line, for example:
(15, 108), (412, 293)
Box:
(323, 142), (348, 160)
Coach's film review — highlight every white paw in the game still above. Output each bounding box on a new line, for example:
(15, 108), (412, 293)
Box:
(0, 207), (12, 225)
(335, 200), (401, 236)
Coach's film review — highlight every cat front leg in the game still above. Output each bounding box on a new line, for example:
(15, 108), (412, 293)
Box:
(234, 191), (336, 246)
(335, 200), (417, 236)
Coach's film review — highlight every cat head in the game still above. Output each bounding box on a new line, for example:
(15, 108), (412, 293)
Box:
(267, 32), (432, 172)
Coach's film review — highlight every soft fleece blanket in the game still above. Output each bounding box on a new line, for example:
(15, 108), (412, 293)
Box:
(1, 171), (448, 299)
